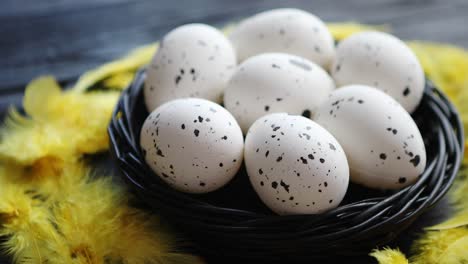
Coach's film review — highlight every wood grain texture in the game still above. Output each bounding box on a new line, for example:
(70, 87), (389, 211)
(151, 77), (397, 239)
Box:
(1, 0), (467, 91)
(0, 0), (466, 263)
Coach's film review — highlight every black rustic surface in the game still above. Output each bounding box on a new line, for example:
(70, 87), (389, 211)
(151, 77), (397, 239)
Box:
(0, 0), (467, 263)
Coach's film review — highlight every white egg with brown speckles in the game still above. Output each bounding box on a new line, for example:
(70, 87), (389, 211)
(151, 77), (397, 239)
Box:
(245, 113), (349, 215)
(332, 31), (425, 113)
(229, 8), (335, 69)
(144, 23), (236, 112)
(140, 98), (244, 193)
(224, 53), (335, 133)
(314, 85), (426, 189)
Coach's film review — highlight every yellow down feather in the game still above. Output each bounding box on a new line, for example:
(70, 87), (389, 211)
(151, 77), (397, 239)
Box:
(0, 107), (73, 167)
(23, 76), (120, 154)
(411, 227), (468, 264)
(0, 76), (119, 180)
(327, 22), (389, 40)
(73, 43), (158, 92)
(47, 165), (202, 264)
(370, 248), (409, 264)
(0, 167), (60, 264)
(1, 162), (202, 264)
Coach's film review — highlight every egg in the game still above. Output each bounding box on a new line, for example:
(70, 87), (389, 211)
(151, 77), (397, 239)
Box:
(140, 98), (244, 193)
(331, 31), (425, 113)
(229, 8), (335, 69)
(244, 113), (349, 215)
(224, 53), (335, 133)
(144, 23), (236, 112)
(314, 85), (426, 189)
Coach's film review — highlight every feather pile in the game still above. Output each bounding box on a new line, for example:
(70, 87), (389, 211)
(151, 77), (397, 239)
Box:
(0, 68), (200, 262)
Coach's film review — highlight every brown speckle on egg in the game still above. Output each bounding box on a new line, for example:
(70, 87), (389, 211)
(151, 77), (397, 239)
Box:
(410, 155), (421, 167)
(280, 180), (290, 193)
(300, 157), (308, 164)
(302, 109), (311, 118)
(271, 181), (278, 189)
(403, 86), (411, 96)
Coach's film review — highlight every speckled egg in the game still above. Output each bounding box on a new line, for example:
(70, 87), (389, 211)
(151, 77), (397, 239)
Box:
(224, 53), (335, 133)
(331, 31), (425, 113)
(144, 23), (237, 112)
(244, 113), (349, 215)
(229, 8), (335, 69)
(314, 85), (426, 189)
(140, 98), (244, 193)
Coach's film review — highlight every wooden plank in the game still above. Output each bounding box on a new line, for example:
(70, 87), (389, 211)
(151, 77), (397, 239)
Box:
(0, 0), (467, 90)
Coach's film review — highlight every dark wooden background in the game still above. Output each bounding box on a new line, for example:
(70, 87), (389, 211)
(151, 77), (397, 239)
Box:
(1, 0), (467, 263)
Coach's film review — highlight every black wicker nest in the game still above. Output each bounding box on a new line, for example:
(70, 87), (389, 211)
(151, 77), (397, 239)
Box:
(109, 69), (463, 262)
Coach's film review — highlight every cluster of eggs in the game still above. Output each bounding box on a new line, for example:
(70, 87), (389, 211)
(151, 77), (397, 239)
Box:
(140, 8), (427, 215)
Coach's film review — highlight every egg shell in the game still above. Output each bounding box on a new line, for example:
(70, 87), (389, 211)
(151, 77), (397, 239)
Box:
(224, 53), (335, 133)
(314, 85), (427, 190)
(140, 98), (244, 193)
(144, 23), (236, 112)
(331, 31), (425, 113)
(229, 8), (335, 69)
(245, 113), (349, 215)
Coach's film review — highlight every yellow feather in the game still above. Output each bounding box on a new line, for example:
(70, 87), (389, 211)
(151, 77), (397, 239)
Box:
(1, 162), (202, 263)
(370, 248), (409, 264)
(101, 70), (136, 90)
(0, 107), (74, 168)
(437, 235), (468, 264)
(48, 90), (120, 154)
(0, 167), (60, 264)
(109, 207), (203, 264)
(327, 22), (390, 41)
(0, 76), (120, 179)
(51, 170), (201, 263)
(72, 43), (158, 93)
(22, 76), (62, 121)
(411, 228), (468, 264)
(428, 211), (468, 230)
